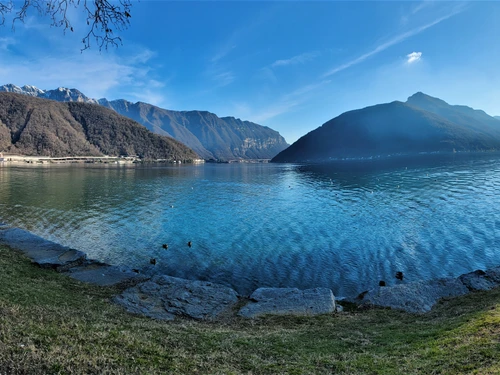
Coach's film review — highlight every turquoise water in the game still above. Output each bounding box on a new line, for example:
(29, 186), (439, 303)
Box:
(1, 155), (499, 298)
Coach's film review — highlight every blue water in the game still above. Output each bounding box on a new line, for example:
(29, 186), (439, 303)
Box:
(1, 154), (499, 298)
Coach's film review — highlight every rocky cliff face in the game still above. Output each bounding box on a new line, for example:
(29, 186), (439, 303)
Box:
(1, 84), (289, 161)
(0, 92), (199, 160)
(272, 93), (500, 163)
(99, 99), (289, 160)
(0, 84), (98, 104)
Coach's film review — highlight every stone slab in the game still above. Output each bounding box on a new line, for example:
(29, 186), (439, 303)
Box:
(0, 227), (86, 269)
(459, 270), (499, 291)
(238, 287), (336, 318)
(359, 278), (469, 313)
(115, 275), (239, 321)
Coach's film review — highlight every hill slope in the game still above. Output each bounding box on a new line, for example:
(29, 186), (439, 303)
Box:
(0, 93), (199, 160)
(0, 84), (289, 161)
(97, 99), (288, 160)
(272, 93), (500, 163)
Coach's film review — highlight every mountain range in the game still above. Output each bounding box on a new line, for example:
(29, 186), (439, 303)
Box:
(0, 92), (198, 160)
(272, 92), (500, 163)
(0, 84), (289, 161)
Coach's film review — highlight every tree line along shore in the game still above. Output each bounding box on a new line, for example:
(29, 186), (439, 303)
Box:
(0, 153), (205, 164)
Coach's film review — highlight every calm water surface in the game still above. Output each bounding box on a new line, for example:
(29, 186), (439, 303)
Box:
(1, 155), (499, 298)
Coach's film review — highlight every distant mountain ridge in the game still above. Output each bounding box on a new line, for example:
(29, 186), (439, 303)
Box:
(0, 84), (289, 161)
(0, 92), (198, 160)
(0, 84), (98, 104)
(272, 92), (500, 163)
(98, 98), (289, 160)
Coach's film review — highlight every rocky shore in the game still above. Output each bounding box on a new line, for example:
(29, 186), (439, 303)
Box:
(1, 224), (499, 319)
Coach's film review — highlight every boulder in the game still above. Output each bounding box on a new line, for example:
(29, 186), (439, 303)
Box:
(459, 270), (499, 291)
(485, 266), (500, 284)
(0, 227), (86, 270)
(115, 275), (239, 321)
(359, 278), (469, 313)
(238, 287), (336, 318)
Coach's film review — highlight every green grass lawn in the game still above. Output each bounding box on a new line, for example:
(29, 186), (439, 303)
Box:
(1, 244), (500, 374)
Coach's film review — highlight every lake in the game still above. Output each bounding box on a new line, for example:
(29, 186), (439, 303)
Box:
(1, 154), (499, 298)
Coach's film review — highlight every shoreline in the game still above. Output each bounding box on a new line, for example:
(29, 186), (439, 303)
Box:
(2, 240), (499, 374)
(1, 223), (500, 317)
(0, 154), (205, 165)
(0, 224), (338, 320)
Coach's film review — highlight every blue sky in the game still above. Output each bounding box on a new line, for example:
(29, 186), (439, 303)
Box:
(0, 1), (499, 143)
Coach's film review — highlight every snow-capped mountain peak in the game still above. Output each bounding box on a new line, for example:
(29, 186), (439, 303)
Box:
(21, 85), (46, 96)
(0, 83), (98, 104)
(0, 84), (26, 95)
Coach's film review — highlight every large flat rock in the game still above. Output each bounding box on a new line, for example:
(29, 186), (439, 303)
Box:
(238, 287), (336, 318)
(458, 269), (500, 291)
(359, 278), (469, 313)
(115, 275), (239, 321)
(0, 227), (86, 269)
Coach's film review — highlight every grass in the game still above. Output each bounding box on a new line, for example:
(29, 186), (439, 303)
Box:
(1, 244), (500, 374)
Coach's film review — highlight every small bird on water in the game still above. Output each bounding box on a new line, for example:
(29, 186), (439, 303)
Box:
(379, 280), (386, 287)
(395, 271), (404, 281)
(162, 244), (168, 249)
(150, 258), (157, 265)
(187, 241), (192, 248)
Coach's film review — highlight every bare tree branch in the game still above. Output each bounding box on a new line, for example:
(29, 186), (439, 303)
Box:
(0, 0), (132, 51)
(0, 1), (13, 26)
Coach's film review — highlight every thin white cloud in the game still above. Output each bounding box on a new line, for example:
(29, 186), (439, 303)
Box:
(252, 79), (331, 122)
(401, 1), (435, 26)
(255, 67), (278, 84)
(128, 89), (169, 107)
(211, 44), (237, 64)
(0, 46), (165, 103)
(213, 71), (235, 87)
(0, 37), (15, 51)
(128, 49), (157, 64)
(271, 51), (320, 68)
(406, 51), (422, 64)
(209, 5), (278, 64)
(0, 16), (159, 98)
(146, 79), (166, 89)
(252, 101), (300, 123)
(323, 6), (465, 78)
(282, 80), (331, 102)
(412, 1), (434, 15)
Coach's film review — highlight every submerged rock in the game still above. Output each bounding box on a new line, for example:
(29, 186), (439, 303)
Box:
(358, 278), (469, 313)
(66, 261), (148, 286)
(0, 227), (86, 270)
(238, 287), (336, 318)
(115, 275), (239, 321)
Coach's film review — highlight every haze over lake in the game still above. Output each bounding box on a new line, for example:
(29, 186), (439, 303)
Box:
(1, 155), (499, 298)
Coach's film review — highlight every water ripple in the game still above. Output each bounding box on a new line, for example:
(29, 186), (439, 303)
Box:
(1, 156), (500, 297)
